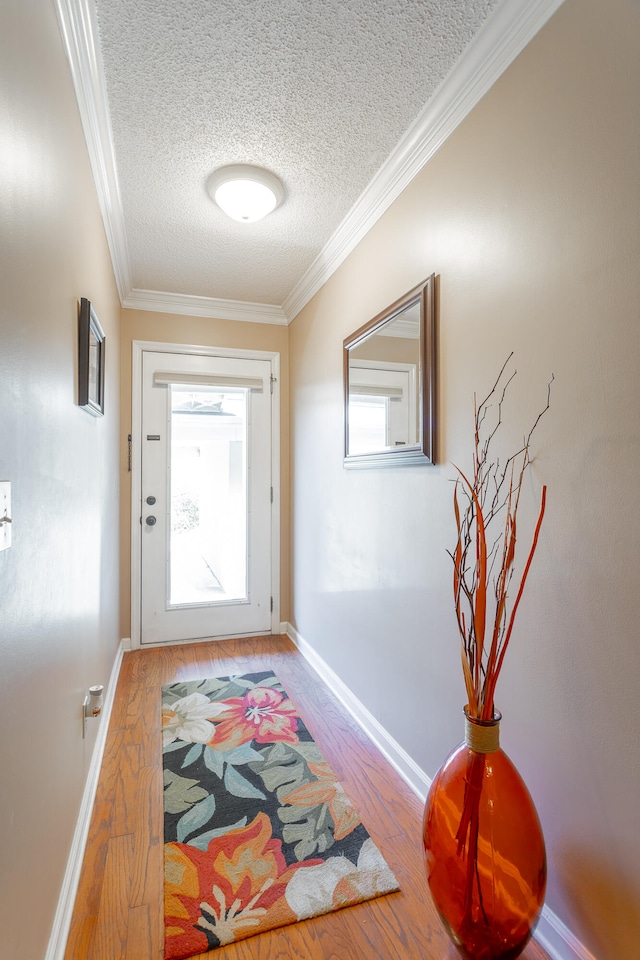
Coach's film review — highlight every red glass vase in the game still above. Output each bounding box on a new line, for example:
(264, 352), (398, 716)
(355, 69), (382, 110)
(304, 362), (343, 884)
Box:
(423, 709), (546, 960)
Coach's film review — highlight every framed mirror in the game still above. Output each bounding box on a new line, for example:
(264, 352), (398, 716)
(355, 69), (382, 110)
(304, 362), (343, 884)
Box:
(343, 274), (436, 466)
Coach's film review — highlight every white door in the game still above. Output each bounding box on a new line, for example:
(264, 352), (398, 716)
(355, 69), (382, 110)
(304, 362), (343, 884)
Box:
(140, 350), (273, 644)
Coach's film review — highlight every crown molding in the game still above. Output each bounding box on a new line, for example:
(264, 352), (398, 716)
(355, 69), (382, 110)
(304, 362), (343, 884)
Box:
(55, 0), (132, 302)
(377, 316), (419, 339)
(282, 0), (565, 322)
(57, 0), (564, 325)
(123, 289), (288, 325)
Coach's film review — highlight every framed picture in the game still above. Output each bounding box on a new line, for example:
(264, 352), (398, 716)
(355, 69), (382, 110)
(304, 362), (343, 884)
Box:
(78, 297), (105, 416)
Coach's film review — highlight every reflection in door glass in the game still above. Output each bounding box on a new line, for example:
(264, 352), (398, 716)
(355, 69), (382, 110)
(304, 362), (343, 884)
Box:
(169, 385), (247, 606)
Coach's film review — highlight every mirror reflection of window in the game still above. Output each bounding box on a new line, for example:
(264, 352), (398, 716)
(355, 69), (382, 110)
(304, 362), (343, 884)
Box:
(348, 365), (415, 452)
(346, 299), (420, 456)
(348, 395), (388, 454)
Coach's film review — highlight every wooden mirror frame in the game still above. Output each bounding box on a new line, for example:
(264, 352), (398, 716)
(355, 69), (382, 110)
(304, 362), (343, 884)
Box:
(343, 274), (436, 466)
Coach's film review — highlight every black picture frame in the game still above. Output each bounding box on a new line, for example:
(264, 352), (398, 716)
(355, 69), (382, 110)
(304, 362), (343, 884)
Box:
(78, 297), (105, 417)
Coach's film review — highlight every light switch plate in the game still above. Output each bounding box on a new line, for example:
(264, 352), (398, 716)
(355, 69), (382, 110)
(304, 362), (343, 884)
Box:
(0, 481), (11, 552)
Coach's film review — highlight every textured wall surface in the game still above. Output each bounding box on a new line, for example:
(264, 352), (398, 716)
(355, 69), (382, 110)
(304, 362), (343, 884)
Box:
(0, 2), (121, 956)
(288, 0), (640, 957)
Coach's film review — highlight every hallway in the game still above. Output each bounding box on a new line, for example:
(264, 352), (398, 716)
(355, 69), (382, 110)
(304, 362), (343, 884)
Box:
(64, 635), (552, 960)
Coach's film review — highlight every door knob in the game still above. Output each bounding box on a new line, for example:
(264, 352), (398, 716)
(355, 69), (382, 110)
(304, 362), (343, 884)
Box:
(146, 516), (157, 526)
(146, 496), (156, 505)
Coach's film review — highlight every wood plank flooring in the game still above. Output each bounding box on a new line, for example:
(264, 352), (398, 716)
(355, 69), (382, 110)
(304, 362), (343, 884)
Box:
(65, 635), (552, 960)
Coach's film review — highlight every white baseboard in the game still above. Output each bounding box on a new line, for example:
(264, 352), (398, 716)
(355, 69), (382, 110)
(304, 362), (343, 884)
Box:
(284, 622), (432, 801)
(283, 622), (595, 960)
(535, 910), (599, 960)
(44, 640), (125, 960)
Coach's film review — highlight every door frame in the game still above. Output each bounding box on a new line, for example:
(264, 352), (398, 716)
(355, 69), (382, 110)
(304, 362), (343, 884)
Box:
(130, 339), (281, 649)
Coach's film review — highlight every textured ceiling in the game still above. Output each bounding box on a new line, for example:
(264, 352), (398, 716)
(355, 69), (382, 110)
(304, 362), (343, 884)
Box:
(93, 0), (501, 309)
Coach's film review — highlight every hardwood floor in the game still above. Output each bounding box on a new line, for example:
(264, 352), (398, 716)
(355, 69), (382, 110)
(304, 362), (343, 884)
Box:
(64, 635), (552, 960)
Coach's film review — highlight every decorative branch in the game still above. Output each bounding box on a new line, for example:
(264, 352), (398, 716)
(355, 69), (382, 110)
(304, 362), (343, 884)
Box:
(447, 359), (553, 720)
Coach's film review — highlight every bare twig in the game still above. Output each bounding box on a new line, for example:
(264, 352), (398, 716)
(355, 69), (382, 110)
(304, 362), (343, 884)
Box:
(450, 358), (552, 717)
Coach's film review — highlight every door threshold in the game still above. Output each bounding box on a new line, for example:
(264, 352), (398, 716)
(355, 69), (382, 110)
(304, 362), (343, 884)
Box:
(138, 630), (275, 649)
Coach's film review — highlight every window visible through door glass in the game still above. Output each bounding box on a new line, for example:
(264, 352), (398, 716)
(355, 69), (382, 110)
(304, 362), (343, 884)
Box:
(169, 385), (248, 606)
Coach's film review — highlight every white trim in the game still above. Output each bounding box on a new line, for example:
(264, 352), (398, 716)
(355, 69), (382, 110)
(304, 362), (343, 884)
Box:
(536, 910), (599, 960)
(282, 0), (565, 321)
(130, 340), (281, 649)
(44, 641), (124, 960)
(268, 355), (281, 635)
(284, 621), (431, 802)
(58, 0), (563, 324)
(123, 289), (288, 325)
(131, 343), (143, 649)
(54, 0), (132, 302)
(123, 630), (273, 650)
(284, 620), (593, 960)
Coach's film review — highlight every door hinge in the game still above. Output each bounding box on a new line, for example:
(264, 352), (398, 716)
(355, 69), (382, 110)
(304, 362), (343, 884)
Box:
(270, 597), (274, 613)
(127, 434), (132, 472)
(270, 486), (273, 504)
(270, 374), (276, 394)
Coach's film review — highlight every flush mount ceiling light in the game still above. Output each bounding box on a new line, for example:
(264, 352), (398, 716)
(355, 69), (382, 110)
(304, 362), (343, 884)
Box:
(206, 164), (284, 223)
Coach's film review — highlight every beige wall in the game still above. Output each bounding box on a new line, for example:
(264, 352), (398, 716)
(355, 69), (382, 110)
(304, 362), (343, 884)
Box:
(289, 0), (640, 957)
(0, 2), (121, 957)
(119, 310), (290, 637)
(4, 0), (638, 957)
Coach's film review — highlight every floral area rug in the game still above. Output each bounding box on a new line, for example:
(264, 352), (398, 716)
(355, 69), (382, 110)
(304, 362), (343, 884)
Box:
(161, 671), (399, 959)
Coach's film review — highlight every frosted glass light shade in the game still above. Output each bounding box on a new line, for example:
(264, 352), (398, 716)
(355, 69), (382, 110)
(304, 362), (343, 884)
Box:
(207, 165), (284, 222)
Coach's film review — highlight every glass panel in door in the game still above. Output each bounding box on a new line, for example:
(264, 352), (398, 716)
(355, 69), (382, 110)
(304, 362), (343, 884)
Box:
(169, 384), (248, 606)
